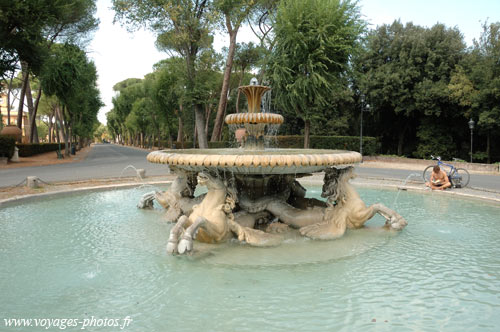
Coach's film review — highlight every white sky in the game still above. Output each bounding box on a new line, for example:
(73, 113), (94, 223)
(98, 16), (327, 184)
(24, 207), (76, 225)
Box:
(89, 0), (500, 124)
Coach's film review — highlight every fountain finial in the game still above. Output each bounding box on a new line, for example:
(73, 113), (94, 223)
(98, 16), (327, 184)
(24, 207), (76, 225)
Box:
(250, 77), (259, 86)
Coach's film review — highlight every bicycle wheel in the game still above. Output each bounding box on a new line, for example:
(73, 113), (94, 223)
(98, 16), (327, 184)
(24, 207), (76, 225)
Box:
(450, 168), (470, 188)
(422, 165), (435, 183)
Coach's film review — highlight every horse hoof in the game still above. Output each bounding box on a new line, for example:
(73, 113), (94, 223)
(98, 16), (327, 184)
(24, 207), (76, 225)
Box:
(178, 238), (192, 254)
(166, 241), (178, 254)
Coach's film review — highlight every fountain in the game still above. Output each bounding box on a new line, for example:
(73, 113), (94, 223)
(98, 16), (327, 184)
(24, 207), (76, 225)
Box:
(146, 79), (407, 254)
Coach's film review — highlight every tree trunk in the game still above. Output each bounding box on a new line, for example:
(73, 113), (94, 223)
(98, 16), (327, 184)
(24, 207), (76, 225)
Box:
(397, 127), (406, 156)
(17, 62), (30, 139)
(176, 105), (184, 144)
(185, 50), (207, 148)
(56, 105), (68, 155)
(486, 130), (491, 164)
(48, 113), (53, 143)
(194, 104), (207, 148)
(25, 79), (39, 143)
(205, 104), (211, 136)
(6, 70), (15, 125)
(304, 119), (311, 149)
(66, 119), (72, 156)
(235, 69), (245, 113)
(29, 86), (43, 143)
(211, 24), (238, 142)
(177, 116), (184, 144)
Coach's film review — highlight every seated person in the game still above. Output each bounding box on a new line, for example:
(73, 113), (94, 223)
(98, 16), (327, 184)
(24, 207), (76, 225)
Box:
(426, 165), (451, 190)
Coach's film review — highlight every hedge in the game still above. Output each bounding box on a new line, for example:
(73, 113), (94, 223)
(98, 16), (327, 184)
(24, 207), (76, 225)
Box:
(166, 136), (378, 155)
(0, 135), (16, 158)
(273, 135), (378, 155)
(169, 141), (233, 149)
(16, 143), (61, 157)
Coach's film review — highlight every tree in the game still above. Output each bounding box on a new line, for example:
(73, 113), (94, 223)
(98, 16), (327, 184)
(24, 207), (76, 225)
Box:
(210, 0), (258, 141)
(40, 43), (102, 155)
(232, 42), (263, 112)
(113, 0), (215, 148)
(468, 22), (500, 163)
(269, 0), (364, 148)
(356, 21), (466, 157)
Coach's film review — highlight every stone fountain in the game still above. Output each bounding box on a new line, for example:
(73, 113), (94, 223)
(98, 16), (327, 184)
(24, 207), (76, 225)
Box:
(144, 79), (407, 254)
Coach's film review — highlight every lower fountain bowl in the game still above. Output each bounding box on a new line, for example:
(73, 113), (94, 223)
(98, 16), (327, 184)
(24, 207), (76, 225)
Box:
(147, 148), (362, 174)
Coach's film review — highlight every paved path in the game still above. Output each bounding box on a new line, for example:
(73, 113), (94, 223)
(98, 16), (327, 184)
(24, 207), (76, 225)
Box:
(355, 166), (500, 192)
(1, 144), (499, 192)
(0, 144), (168, 187)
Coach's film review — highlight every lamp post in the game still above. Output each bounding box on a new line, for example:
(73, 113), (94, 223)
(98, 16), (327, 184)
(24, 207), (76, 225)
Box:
(360, 103), (370, 156)
(468, 119), (475, 163)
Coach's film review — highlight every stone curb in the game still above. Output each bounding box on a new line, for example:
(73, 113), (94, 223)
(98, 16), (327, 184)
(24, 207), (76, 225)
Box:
(0, 180), (173, 208)
(1, 175), (499, 208)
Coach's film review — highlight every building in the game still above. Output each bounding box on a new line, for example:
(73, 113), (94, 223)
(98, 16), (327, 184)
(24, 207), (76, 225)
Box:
(1, 92), (31, 140)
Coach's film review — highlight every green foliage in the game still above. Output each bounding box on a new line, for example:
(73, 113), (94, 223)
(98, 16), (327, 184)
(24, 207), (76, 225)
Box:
(16, 143), (60, 157)
(40, 43), (102, 139)
(274, 135), (378, 155)
(413, 120), (456, 160)
(356, 21), (467, 156)
(0, 0), (98, 78)
(268, 0), (364, 147)
(269, 0), (363, 116)
(37, 122), (49, 141)
(472, 151), (488, 162)
(0, 135), (16, 158)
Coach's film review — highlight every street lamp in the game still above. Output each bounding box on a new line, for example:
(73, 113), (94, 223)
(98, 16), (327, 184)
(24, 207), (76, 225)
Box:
(360, 103), (370, 156)
(468, 119), (475, 163)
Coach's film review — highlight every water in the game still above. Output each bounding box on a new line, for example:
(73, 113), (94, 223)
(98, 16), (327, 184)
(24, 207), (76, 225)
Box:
(393, 172), (423, 205)
(1, 186), (499, 331)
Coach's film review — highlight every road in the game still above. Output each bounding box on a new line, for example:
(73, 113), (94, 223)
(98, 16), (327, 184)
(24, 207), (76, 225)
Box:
(0, 144), (168, 187)
(355, 166), (499, 191)
(1, 144), (499, 191)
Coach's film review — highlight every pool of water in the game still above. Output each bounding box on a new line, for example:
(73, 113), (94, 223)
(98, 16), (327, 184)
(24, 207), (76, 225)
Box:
(1, 186), (499, 331)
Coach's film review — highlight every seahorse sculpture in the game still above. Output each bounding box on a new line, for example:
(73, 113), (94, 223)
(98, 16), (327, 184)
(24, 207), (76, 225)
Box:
(265, 167), (408, 239)
(167, 172), (283, 255)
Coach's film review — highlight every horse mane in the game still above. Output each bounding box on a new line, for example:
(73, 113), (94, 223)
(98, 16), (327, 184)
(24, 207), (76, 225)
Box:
(322, 166), (354, 206)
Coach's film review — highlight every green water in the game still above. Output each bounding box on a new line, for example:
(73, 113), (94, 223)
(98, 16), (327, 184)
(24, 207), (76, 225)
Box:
(0, 186), (499, 331)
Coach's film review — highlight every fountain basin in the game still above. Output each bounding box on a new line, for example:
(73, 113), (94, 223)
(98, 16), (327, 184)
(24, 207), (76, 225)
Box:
(147, 148), (362, 174)
(1, 186), (499, 331)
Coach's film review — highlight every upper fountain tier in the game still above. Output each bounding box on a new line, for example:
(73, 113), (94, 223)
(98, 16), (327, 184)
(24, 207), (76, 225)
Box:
(147, 79), (362, 174)
(225, 79), (283, 150)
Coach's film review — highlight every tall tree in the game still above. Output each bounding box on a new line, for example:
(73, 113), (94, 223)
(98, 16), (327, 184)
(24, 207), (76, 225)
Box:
(468, 22), (500, 163)
(113, 0), (215, 148)
(0, 0), (99, 141)
(269, 0), (364, 148)
(233, 42), (264, 113)
(356, 21), (465, 157)
(40, 43), (102, 155)
(210, 0), (258, 141)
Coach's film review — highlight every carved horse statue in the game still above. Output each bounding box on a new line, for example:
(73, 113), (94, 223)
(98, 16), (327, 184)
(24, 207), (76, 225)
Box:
(266, 167), (408, 240)
(167, 172), (282, 255)
(137, 169), (202, 222)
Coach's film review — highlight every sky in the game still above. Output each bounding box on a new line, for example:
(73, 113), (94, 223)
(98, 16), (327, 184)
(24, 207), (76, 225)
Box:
(89, 0), (500, 124)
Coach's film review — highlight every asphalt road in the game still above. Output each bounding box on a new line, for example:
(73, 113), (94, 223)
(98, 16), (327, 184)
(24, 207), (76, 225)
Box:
(354, 166), (499, 191)
(1, 144), (499, 191)
(0, 144), (168, 187)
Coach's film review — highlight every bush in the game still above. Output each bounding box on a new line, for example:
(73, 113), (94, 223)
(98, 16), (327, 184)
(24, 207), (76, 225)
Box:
(275, 135), (378, 155)
(164, 136), (378, 154)
(0, 135), (16, 158)
(16, 143), (61, 157)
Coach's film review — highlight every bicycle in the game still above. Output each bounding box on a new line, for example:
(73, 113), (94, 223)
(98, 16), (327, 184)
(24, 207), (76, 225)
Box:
(422, 155), (470, 188)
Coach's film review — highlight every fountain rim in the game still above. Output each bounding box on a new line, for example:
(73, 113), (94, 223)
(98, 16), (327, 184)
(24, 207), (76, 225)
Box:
(147, 149), (362, 174)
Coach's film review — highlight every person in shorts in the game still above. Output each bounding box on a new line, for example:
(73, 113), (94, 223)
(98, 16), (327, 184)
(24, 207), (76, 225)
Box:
(426, 165), (451, 190)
